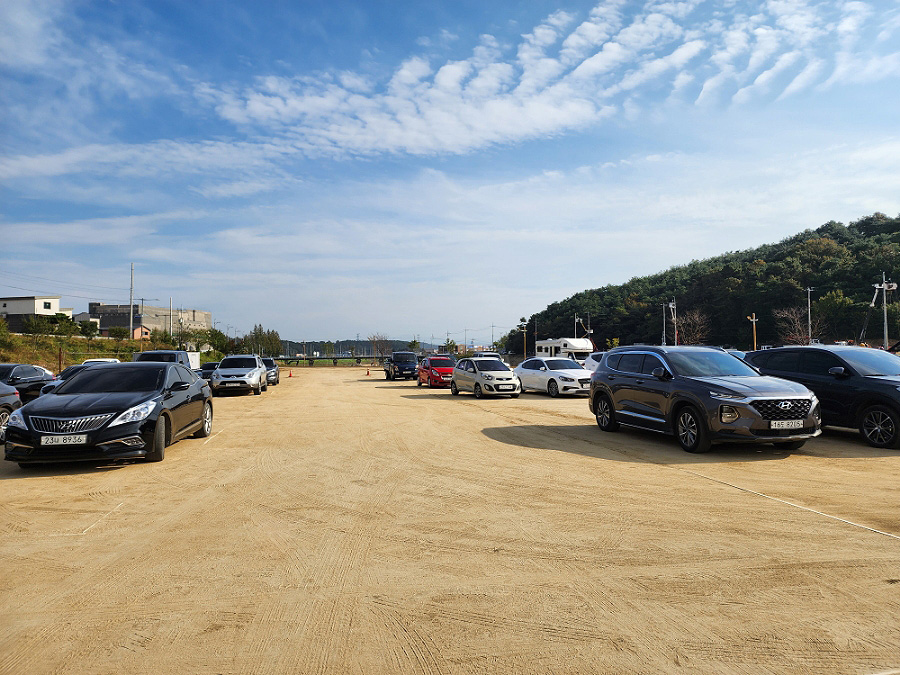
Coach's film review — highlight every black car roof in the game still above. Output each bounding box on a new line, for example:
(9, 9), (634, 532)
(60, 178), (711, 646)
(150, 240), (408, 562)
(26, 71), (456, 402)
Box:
(747, 345), (877, 354)
(608, 345), (721, 354)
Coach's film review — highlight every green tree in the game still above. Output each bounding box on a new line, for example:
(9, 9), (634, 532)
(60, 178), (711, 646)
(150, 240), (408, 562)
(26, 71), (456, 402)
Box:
(407, 339), (420, 352)
(109, 326), (129, 342)
(79, 321), (99, 341)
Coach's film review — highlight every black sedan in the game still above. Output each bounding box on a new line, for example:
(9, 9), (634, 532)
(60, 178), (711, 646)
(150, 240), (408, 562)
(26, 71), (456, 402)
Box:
(5, 362), (212, 467)
(0, 363), (56, 401)
(0, 382), (23, 442)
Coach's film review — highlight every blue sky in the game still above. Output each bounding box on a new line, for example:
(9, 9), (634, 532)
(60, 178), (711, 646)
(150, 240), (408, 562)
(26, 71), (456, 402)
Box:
(2, 0), (899, 347)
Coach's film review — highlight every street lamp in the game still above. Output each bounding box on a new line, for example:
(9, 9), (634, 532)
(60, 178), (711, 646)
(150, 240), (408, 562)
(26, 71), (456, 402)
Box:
(747, 313), (758, 351)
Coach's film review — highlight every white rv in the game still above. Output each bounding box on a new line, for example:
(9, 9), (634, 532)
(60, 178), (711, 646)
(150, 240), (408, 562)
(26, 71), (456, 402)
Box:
(534, 337), (594, 364)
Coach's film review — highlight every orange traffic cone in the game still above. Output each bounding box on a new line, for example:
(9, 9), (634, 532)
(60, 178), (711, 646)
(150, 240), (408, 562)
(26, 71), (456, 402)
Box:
(366, 369), (370, 376)
(289, 370), (292, 377)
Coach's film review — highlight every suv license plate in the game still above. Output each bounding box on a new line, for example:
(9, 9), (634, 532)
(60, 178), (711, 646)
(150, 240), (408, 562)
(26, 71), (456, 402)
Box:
(770, 420), (803, 430)
(41, 434), (88, 445)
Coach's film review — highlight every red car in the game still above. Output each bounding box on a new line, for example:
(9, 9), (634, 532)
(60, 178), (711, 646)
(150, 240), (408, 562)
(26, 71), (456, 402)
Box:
(417, 356), (456, 388)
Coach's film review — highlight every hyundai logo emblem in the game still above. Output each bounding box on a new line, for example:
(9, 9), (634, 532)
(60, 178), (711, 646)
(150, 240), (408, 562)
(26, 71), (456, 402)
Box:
(777, 401), (793, 410)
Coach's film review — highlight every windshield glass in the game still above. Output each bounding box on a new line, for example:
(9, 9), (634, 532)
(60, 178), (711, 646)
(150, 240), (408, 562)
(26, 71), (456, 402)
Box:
(201, 362), (218, 371)
(476, 360), (509, 372)
(430, 359), (454, 368)
(220, 357), (258, 369)
(135, 353), (177, 363)
(666, 351), (759, 377)
(546, 359), (581, 370)
(393, 354), (417, 363)
(57, 366), (164, 393)
(840, 348), (900, 376)
(262, 359), (275, 367)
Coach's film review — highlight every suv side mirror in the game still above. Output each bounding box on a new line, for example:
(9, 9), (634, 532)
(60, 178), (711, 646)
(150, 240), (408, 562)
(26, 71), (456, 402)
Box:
(828, 366), (847, 377)
(41, 383), (57, 394)
(651, 367), (669, 380)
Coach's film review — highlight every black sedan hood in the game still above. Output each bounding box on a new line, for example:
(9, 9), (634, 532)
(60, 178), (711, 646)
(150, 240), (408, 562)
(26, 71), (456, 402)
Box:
(22, 391), (160, 416)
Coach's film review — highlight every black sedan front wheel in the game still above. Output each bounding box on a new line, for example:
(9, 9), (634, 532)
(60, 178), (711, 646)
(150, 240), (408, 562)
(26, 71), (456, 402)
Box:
(147, 415), (167, 462)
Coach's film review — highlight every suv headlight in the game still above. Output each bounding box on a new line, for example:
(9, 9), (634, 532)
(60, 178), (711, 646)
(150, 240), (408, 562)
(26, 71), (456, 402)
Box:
(109, 400), (156, 427)
(7, 409), (27, 430)
(709, 390), (746, 401)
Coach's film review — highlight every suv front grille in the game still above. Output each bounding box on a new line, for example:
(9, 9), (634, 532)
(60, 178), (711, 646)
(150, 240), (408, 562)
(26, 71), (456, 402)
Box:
(751, 399), (811, 421)
(30, 414), (114, 434)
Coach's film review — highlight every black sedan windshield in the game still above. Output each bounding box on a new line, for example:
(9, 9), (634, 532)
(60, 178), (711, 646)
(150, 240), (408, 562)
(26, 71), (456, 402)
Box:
(57, 366), (164, 393)
(476, 360), (509, 372)
(666, 351), (758, 377)
(220, 357), (257, 369)
(840, 349), (900, 376)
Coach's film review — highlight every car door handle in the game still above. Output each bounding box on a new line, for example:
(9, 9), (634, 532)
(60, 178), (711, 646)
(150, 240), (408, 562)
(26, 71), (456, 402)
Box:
(635, 379), (644, 384)
(607, 375), (616, 380)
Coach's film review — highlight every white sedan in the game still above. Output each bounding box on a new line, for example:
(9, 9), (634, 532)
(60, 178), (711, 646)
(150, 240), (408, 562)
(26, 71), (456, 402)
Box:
(514, 357), (592, 397)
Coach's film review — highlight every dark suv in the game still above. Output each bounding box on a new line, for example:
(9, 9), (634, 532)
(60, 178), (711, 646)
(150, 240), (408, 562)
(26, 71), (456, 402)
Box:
(384, 352), (418, 380)
(745, 345), (900, 448)
(589, 346), (821, 453)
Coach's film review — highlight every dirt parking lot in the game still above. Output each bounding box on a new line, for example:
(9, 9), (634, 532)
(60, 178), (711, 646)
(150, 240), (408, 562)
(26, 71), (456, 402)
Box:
(2, 367), (899, 674)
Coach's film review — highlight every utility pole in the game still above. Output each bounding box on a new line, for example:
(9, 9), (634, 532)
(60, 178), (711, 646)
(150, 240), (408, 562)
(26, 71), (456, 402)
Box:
(668, 300), (678, 346)
(169, 297), (173, 336)
(806, 287), (815, 344)
(747, 313), (758, 351)
(129, 263), (134, 339)
(661, 303), (667, 346)
(520, 323), (527, 358)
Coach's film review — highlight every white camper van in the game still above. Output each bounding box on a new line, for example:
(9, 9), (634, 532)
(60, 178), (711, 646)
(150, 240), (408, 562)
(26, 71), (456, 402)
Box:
(534, 337), (594, 364)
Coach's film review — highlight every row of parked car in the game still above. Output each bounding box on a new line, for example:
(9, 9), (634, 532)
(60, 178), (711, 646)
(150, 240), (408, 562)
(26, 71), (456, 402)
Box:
(390, 344), (900, 454)
(1, 350), (283, 468)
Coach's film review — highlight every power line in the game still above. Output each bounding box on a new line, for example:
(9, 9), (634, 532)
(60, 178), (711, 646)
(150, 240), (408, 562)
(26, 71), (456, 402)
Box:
(0, 282), (126, 303)
(0, 270), (129, 292)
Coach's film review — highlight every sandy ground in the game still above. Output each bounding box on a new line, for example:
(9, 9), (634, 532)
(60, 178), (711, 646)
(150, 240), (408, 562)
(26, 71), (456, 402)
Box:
(1, 367), (899, 674)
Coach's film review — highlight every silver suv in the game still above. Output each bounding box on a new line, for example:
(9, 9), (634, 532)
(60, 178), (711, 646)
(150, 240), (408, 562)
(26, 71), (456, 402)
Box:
(589, 346), (821, 453)
(210, 354), (268, 396)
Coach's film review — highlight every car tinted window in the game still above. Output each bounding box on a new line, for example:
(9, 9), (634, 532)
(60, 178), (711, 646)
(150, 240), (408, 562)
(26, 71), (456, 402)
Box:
(605, 354), (621, 370)
(617, 353), (644, 373)
(546, 359), (580, 370)
(220, 357), (258, 369)
(175, 365), (196, 383)
(798, 351), (844, 376)
(475, 360), (509, 372)
(838, 348), (900, 376)
(0, 365), (14, 379)
(201, 362), (218, 371)
(748, 352), (770, 367)
(641, 355), (665, 374)
(262, 358), (275, 367)
(765, 351), (800, 372)
(393, 353), (417, 363)
(57, 366), (164, 393)
(136, 353), (177, 363)
(666, 351), (759, 377)
(430, 359), (453, 368)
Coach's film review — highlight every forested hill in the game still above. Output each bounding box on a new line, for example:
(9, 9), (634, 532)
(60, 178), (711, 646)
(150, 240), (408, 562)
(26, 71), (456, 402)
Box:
(504, 213), (900, 352)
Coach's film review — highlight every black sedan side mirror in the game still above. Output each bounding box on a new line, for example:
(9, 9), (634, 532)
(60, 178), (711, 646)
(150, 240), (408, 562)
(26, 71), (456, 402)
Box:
(170, 381), (191, 392)
(828, 366), (847, 377)
(7, 376), (18, 384)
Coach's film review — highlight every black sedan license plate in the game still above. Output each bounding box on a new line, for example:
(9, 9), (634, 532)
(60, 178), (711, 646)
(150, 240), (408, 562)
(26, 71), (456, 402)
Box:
(41, 434), (88, 445)
(770, 420), (803, 430)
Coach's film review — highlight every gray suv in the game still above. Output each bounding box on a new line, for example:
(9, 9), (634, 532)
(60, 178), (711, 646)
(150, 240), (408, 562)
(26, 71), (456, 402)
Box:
(209, 354), (268, 396)
(589, 346), (821, 453)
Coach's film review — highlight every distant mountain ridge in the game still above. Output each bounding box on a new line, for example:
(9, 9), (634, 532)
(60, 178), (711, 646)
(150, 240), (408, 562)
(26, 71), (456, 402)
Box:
(505, 213), (900, 351)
